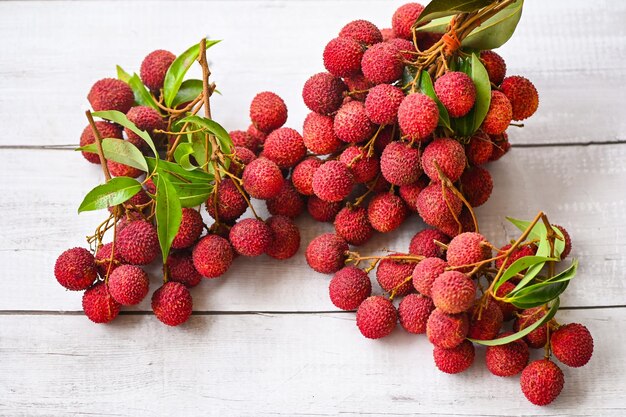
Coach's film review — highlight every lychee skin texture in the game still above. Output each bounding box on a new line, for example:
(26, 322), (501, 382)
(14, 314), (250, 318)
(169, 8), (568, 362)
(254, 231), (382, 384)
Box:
(380, 141), (422, 186)
(426, 308), (469, 349)
(398, 93), (439, 141)
(409, 228), (450, 259)
(399, 176), (429, 212)
(247, 124), (267, 146)
(302, 112), (343, 155)
(95, 242), (121, 277)
(446, 232), (491, 271)
(343, 73), (373, 101)
(433, 340), (475, 374)
(412, 257), (448, 297)
(467, 299), (503, 340)
(388, 38), (416, 61)
(494, 281), (519, 321)
(192, 235), (233, 278)
(249, 91), (288, 133)
(329, 266), (372, 310)
(392, 3), (425, 40)
(494, 243), (537, 270)
(489, 132), (510, 161)
(356, 296), (398, 339)
(87, 78), (134, 113)
(125, 106), (165, 150)
(334, 206), (374, 246)
(431, 271), (476, 314)
(307, 196), (342, 222)
(551, 323), (593, 368)
(266, 181), (305, 219)
(520, 360), (564, 406)
(552, 224), (572, 260)
(416, 183), (463, 231)
(399, 293), (435, 334)
(230, 130), (260, 152)
(82, 283), (121, 324)
(229, 218), (272, 257)
(207, 178), (248, 222)
(434, 72), (476, 118)
(305, 233), (349, 274)
(481, 91), (513, 135)
(54, 247), (98, 291)
(323, 37), (364, 78)
(107, 264), (149, 306)
(381, 28), (394, 41)
(292, 157), (323, 196)
(514, 307), (548, 349)
(334, 101), (376, 144)
(80, 122), (123, 164)
(339, 20), (383, 45)
(242, 157), (284, 200)
(116, 220), (160, 265)
(302, 72), (347, 115)
(367, 192), (408, 233)
(262, 127), (307, 169)
(265, 215), (301, 260)
(361, 42), (404, 84)
(486, 332), (529, 377)
(365, 84), (405, 125)
(107, 160), (142, 178)
(312, 161), (354, 202)
(140, 49), (176, 91)
(421, 138), (466, 183)
(339, 146), (380, 184)
(466, 133), (494, 166)
(501, 76), (539, 121)
(480, 50), (507, 86)
(171, 208), (203, 250)
(167, 251), (202, 288)
(460, 166), (493, 207)
(151, 282), (193, 327)
(376, 254), (415, 296)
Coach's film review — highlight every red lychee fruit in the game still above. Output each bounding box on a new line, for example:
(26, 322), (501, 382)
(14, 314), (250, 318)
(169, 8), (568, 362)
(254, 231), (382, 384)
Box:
(323, 37), (364, 78)
(192, 234), (233, 278)
(373, 125), (395, 155)
(107, 264), (149, 306)
(305, 233), (349, 274)
(312, 161), (354, 202)
(262, 127), (306, 169)
(339, 20), (383, 45)
(54, 247), (97, 291)
(494, 243), (538, 270)
(551, 323), (593, 368)
(520, 359), (564, 406)
(361, 42), (404, 84)
(167, 251), (202, 288)
(334, 206), (374, 246)
(381, 28), (394, 41)
(247, 124), (267, 146)
(421, 138), (466, 183)
(416, 183), (463, 231)
(266, 181), (305, 219)
(364, 83), (405, 125)
(125, 106), (165, 150)
(480, 50), (507, 86)
(339, 146), (380, 183)
(302, 112), (343, 155)
(116, 220), (160, 265)
(230, 146), (256, 175)
(392, 3), (425, 40)
(292, 157), (323, 196)
(334, 101), (376, 143)
(397, 93), (439, 141)
(140, 49), (176, 91)
(356, 296), (398, 339)
(446, 232), (491, 271)
(87, 78), (134, 113)
(380, 141), (422, 186)
(489, 132), (511, 161)
(343, 73), (373, 101)
(466, 133), (493, 166)
(398, 293), (435, 334)
(171, 208), (203, 250)
(412, 257), (448, 297)
(126, 189), (151, 207)
(431, 271), (476, 314)
(152, 282), (193, 327)
(265, 215), (301, 260)
(230, 130), (260, 153)
(485, 332), (529, 377)
(376, 254), (415, 296)
(481, 91), (512, 135)
(242, 157), (284, 200)
(95, 242), (121, 277)
(367, 192), (408, 233)
(387, 38), (416, 61)
(229, 218), (272, 257)
(107, 160), (142, 178)
(514, 307), (548, 349)
(434, 71), (476, 118)
(468, 299), (503, 340)
(307, 196), (343, 222)
(329, 266), (372, 310)
(250, 91), (288, 133)
(494, 281), (519, 321)
(426, 308), (469, 349)
(82, 282), (120, 324)
(369, 174), (392, 193)
(433, 340), (475, 374)
(399, 176), (429, 212)
(207, 178), (248, 222)
(302, 72), (347, 115)
(552, 224), (572, 260)
(501, 75), (539, 121)
(80, 122), (123, 164)
(460, 166), (493, 207)
(409, 228), (450, 259)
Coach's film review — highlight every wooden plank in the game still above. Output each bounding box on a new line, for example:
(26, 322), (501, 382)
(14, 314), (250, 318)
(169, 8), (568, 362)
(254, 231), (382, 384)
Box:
(0, 309), (622, 416)
(0, 144), (624, 311)
(0, 0), (624, 148)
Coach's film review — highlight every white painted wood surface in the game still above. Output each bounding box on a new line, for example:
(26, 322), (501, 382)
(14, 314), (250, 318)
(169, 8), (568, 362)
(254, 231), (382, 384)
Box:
(0, 1), (625, 416)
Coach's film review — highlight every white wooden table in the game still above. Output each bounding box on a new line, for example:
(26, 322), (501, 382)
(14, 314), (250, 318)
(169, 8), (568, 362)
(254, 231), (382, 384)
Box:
(1, 1), (625, 415)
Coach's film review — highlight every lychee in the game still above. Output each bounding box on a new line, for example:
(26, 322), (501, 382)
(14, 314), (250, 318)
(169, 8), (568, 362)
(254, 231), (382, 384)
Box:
(262, 127), (306, 169)
(107, 160), (143, 178)
(80, 122), (123, 164)
(312, 161), (354, 202)
(339, 146), (380, 183)
(380, 141), (422, 186)
(467, 299), (503, 340)
(446, 232), (491, 271)
(501, 75), (539, 121)
(460, 166), (493, 207)
(230, 130), (260, 152)
(376, 254), (415, 296)
(421, 138), (466, 183)
(494, 280), (519, 321)
(116, 220), (160, 265)
(399, 176), (429, 212)
(302, 72), (347, 115)
(465, 133), (493, 165)
(230, 146), (256, 176)
(494, 243), (537, 271)
(485, 332), (529, 377)
(431, 271), (476, 314)
(265, 215), (301, 260)
(167, 251), (202, 288)
(397, 93), (439, 141)
(480, 50), (507, 86)
(307, 196), (343, 222)
(125, 106), (165, 150)
(95, 242), (121, 277)
(329, 266), (372, 310)
(481, 91), (512, 135)
(192, 234), (233, 278)
(514, 307), (548, 349)
(520, 359), (564, 406)
(171, 208), (203, 250)
(398, 293), (435, 334)
(434, 71), (476, 118)
(305, 233), (349, 274)
(292, 157), (323, 196)
(140, 49), (176, 91)
(374, 125), (395, 155)
(343, 73), (373, 101)
(207, 178), (248, 222)
(242, 157), (284, 200)
(361, 42), (404, 84)
(323, 37), (364, 78)
(387, 37), (416, 61)
(381, 28), (394, 41)
(334, 206), (374, 246)
(416, 183), (463, 231)
(426, 308), (469, 349)
(339, 20), (383, 45)
(247, 124), (267, 146)
(409, 228), (450, 259)
(356, 296), (397, 339)
(107, 264), (149, 306)
(391, 3), (425, 40)
(87, 78), (134, 113)
(551, 323), (593, 368)
(412, 257), (448, 297)
(151, 282), (193, 327)
(489, 132), (511, 161)
(82, 282), (120, 324)
(54, 247), (97, 291)
(552, 224), (572, 259)
(367, 192), (408, 233)
(302, 112), (343, 155)
(266, 181), (305, 219)
(364, 84), (405, 125)
(433, 340), (475, 374)
(249, 91), (288, 133)
(334, 101), (376, 143)
(229, 218), (272, 257)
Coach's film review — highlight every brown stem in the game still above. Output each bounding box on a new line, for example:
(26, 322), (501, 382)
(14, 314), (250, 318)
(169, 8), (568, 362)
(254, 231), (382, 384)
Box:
(85, 110), (111, 182)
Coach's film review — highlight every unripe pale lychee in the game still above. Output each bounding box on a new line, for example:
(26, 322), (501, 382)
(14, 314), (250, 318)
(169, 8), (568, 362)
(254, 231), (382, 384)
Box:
(302, 112), (343, 155)
(152, 282), (193, 327)
(446, 232), (491, 271)
(292, 157), (323, 196)
(364, 83), (405, 125)
(431, 271), (476, 314)
(356, 296), (397, 339)
(242, 157), (284, 200)
(82, 282), (120, 324)
(397, 93), (439, 141)
(323, 37), (364, 78)
(380, 141), (422, 186)
(434, 71), (476, 118)
(334, 101), (376, 143)
(433, 340), (475, 374)
(140, 49), (176, 91)
(361, 42), (404, 84)
(520, 359), (564, 406)
(265, 215), (301, 260)
(80, 122), (123, 164)
(229, 218), (272, 257)
(167, 251), (202, 288)
(391, 3), (425, 40)
(376, 254), (415, 296)
(421, 138), (466, 183)
(367, 192), (408, 232)
(334, 206), (374, 246)
(339, 20), (383, 45)
(339, 146), (380, 183)
(307, 196), (342, 222)
(481, 91), (512, 135)
(467, 299), (503, 340)
(107, 264), (149, 306)
(480, 50), (507, 86)
(412, 257), (448, 297)
(426, 308), (469, 349)
(87, 78), (134, 113)
(116, 220), (160, 265)
(171, 208), (203, 250)
(305, 233), (349, 274)
(192, 234), (233, 278)
(266, 181), (305, 219)
(501, 75), (539, 121)
(329, 266), (372, 310)
(250, 92), (288, 133)
(262, 127), (306, 169)
(55, 247), (98, 291)
(551, 323), (593, 368)
(302, 72), (347, 115)
(312, 161), (354, 202)
(486, 332), (529, 377)
(409, 228), (450, 259)
(125, 106), (165, 150)
(460, 166), (493, 207)
(398, 293), (435, 334)
(207, 178), (248, 222)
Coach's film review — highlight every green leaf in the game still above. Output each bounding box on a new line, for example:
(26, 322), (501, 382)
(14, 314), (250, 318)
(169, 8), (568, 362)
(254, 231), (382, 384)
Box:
(174, 142), (197, 171)
(417, 71), (452, 130)
(78, 139), (148, 172)
(78, 177), (142, 213)
(170, 182), (213, 208)
(508, 260), (578, 308)
(189, 131), (209, 168)
(145, 158), (213, 207)
(145, 158), (212, 183)
(493, 255), (556, 293)
(155, 174), (182, 261)
(171, 79), (203, 108)
(163, 39), (221, 107)
(128, 73), (161, 112)
(116, 65), (131, 83)
(470, 298), (559, 346)
(417, 0), (493, 24)
(451, 53), (491, 136)
(92, 110), (158, 158)
(463, 0), (524, 50)
(177, 115), (233, 154)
